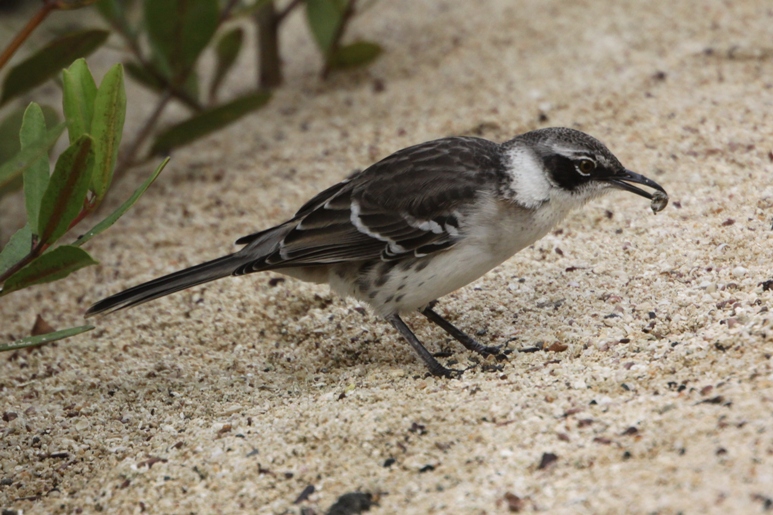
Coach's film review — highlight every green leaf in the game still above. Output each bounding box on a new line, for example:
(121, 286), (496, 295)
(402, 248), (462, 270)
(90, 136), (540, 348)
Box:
(125, 61), (203, 111)
(0, 324), (94, 352)
(0, 105), (59, 199)
(73, 157), (169, 247)
(0, 122), (65, 192)
(0, 225), (33, 277)
(328, 41), (382, 70)
(0, 245), (97, 297)
(144, 0), (219, 78)
(305, 0), (347, 52)
(90, 64), (126, 201)
(62, 58), (98, 143)
(209, 27), (244, 101)
(124, 61), (167, 93)
(0, 107), (26, 166)
(151, 92), (271, 154)
(0, 108), (27, 198)
(95, 0), (125, 23)
(0, 106), (59, 167)
(0, 29), (109, 106)
(95, 0), (135, 37)
(20, 103), (51, 233)
(37, 135), (94, 245)
(230, 0), (273, 19)
(182, 69), (200, 102)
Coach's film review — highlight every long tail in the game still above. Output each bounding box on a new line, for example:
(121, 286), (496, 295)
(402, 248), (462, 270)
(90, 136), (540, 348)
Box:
(85, 253), (247, 317)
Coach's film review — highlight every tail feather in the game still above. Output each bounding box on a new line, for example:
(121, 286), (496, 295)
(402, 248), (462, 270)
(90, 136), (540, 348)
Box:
(85, 253), (245, 317)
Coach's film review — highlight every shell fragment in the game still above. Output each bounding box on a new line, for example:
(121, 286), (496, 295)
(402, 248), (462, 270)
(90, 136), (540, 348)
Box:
(651, 190), (669, 214)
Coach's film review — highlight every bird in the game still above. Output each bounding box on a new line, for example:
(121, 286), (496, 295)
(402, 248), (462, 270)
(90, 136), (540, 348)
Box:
(86, 127), (668, 377)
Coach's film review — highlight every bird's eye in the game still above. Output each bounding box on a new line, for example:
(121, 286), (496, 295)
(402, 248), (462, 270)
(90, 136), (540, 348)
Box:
(577, 159), (596, 175)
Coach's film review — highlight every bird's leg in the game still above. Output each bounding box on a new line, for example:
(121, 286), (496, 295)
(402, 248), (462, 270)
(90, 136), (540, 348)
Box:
(386, 314), (459, 378)
(421, 304), (503, 357)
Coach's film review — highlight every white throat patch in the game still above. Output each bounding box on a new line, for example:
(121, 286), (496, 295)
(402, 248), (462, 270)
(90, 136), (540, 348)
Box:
(504, 146), (552, 209)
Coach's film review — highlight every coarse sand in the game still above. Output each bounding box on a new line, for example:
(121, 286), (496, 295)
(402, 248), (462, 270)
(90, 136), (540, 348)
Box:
(2, 1), (773, 513)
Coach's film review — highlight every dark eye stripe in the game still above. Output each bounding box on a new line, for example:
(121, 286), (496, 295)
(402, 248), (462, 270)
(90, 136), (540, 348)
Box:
(543, 154), (587, 190)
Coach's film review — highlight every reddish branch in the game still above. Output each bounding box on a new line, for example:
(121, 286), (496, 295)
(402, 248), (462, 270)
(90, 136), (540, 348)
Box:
(0, 0), (58, 71)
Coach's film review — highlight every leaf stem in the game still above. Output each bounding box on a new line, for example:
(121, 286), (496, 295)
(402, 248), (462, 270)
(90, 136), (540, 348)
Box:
(0, 0), (58, 72)
(219, 0), (242, 23)
(255, 1), (282, 88)
(103, 14), (203, 112)
(0, 195), (97, 285)
(254, 0), (303, 89)
(110, 0), (241, 180)
(0, 240), (47, 285)
(0, 193), (97, 285)
(321, 0), (358, 79)
(276, 0), (303, 22)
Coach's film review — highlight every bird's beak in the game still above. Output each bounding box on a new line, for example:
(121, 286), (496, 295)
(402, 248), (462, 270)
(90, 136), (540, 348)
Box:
(607, 169), (667, 200)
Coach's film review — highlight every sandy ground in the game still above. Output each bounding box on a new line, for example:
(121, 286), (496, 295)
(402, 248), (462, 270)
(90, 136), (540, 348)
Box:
(2, 0), (773, 513)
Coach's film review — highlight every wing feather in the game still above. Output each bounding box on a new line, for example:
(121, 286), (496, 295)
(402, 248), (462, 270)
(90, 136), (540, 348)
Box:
(238, 137), (505, 270)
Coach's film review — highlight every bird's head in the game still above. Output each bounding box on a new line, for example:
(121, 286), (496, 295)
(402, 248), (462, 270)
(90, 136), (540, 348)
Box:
(503, 127), (668, 212)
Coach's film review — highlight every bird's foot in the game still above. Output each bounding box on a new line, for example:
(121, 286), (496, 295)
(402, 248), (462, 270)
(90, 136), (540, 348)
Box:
(421, 305), (509, 361)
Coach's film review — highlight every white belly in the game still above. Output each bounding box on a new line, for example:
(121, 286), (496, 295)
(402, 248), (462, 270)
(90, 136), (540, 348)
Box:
(354, 197), (574, 316)
(281, 195), (581, 317)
